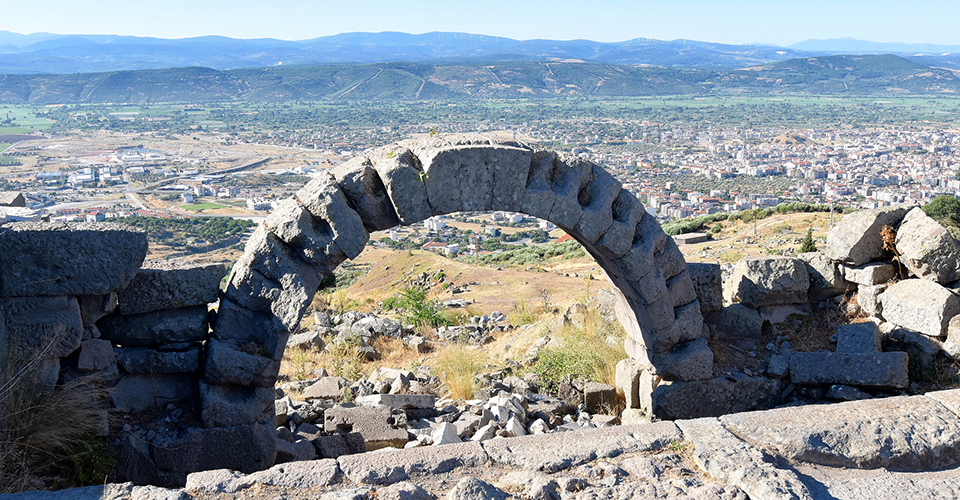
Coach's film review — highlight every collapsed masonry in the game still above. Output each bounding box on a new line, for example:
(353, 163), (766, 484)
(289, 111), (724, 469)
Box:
(0, 134), (708, 486)
(618, 203), (960, 421)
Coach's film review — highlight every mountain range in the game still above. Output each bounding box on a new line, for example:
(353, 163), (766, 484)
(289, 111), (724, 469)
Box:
(4, 31), (960, 75)
(1, 54), (957, 104)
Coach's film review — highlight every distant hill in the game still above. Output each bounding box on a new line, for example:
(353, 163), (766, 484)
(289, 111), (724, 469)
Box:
(5, 31), (960, 75)
(0, 54), (956, 104)
(0, 30), (850, 74)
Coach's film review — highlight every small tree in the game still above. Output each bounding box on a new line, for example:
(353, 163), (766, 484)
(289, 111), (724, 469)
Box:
(799, 227), (817, 253)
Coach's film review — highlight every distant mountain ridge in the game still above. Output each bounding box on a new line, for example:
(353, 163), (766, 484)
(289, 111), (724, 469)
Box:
(5, 30), (960, 75)
(1, 54), (957, 104)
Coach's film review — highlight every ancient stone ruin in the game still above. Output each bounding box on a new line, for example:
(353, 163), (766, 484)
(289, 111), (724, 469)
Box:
(4, 134), (960, 487)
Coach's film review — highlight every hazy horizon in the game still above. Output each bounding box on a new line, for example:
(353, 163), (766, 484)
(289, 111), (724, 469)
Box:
(3, 0), (960, 47)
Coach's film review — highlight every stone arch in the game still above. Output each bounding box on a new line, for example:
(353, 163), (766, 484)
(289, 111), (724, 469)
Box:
(202, 134), (708, 466)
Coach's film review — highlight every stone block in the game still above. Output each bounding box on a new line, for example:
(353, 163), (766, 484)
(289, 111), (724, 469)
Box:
(199, 381), (275, 428)
(654, 337), (713, 381)
(858, 284), (886, 317)
(687, 262), (723, 314)
(582, 382), (617, 414)
(116, 345), (201, 374)
(879, 279), (960, 337)
(151, 420), (276, 487)
(825, 204), (911, 265)
(547, 153), (594, 231)
(295, 172), (369, 260)
(276, 438), (317, 464)
(642, 373), (781, 421)
(204, 338), (283, 388)
(574, 165), (620, 244)
(263, 198), (347, 272)
(481, 421), (682, 473)
(707, 303), (762, 340)
(841, 262), (897, 286)
(77, 338), (116, 372)
(789, 351), (909, 389)
(369, 147), (433, 224)
(615, 358), (643, 409)
(225, 226), (322, 331)
(78, 292), (118, 326)
(666, 269), (698, 309)
(619, 213), (670, 282)
(887, 327), (944, 372)
(117, 260), (226, 315)
(302, 376), (350, 400)
(896, 207), (960, 283)
(413, 141), (532, 214)
(98, 305), (209, 346)
(944, 315), (960, 360)
(108, 373), (194, 413)
(836, 322), (881, 353)
(519, 151), (559, 220)
(324, 403), (409, 450)
(677, 418), (814, 500)
(799, 251), (850, 300)
(356, 394), (436, 409)
(337, 440), (488, 485)
(333, 157), (402, 232)
(2, 296), (83, 358)
(721, 394), (960, 470)
(0, 221), (147, 296)
(212, 298), (288, 355)
(594, 190), (647, 259)
(725, 257), (809, 307)
(313, 432), (366, 459)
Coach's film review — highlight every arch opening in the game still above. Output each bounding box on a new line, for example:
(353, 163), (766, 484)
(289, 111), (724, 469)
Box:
(204, 134), (709, 470)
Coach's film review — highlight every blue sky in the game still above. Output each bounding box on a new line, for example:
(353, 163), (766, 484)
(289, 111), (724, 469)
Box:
(4, 0), (960, 46)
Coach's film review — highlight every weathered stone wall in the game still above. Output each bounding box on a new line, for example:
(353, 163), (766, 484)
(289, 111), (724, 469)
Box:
(0, 134), (708, 486)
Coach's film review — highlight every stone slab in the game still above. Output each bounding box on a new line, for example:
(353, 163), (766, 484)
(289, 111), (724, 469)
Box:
(239, 459), (339, 490)
(797, 464), (960, 500)
(356, 394), (436, 409)
(836, 322), (880, 353)
(107, 373), (194, 413)
(789, 351), (908, 389)
(721, 394), (960, 470)
(0, 221), (147, 296)
(324, 403), (410, 450)
(480, 421), (681, 473)
(98, 305), (209, 346)
(118, 261), (226, 315)
(2, 296), (83, 359)
(643, 373), (782, 421)
(677, 418), (814, 500)
(295, 172), (369, 261)
(337, 441), (487, 485)
(116, 346), (201, 374)
(841, 262), (896, 286)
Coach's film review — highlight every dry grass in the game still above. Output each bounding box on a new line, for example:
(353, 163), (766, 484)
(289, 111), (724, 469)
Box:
(434, 345), (486, 401)
(529, 305), (626, 390)
(0, 372), (111, 492)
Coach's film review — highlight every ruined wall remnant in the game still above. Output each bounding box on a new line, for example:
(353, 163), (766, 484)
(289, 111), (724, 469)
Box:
(0, 134), (708, 485)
